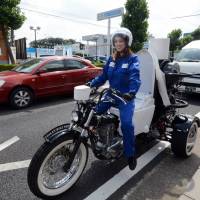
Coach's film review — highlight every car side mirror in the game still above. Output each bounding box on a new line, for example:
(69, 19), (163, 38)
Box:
(36, 69), (47, 75)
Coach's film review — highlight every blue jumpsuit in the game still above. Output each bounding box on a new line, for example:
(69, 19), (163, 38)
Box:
(91, 54), (141, 157)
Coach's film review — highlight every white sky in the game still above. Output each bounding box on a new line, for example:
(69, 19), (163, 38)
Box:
(15, 0), (200, 45)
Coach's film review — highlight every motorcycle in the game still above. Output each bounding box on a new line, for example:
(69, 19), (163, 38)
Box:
(27, 49), (200, 199)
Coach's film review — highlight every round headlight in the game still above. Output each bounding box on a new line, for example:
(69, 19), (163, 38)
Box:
(71, 111), (79, 122)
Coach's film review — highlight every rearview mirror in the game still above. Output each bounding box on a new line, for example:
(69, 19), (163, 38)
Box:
(170, 57), (174, 62)
(36, 69), (47, 74)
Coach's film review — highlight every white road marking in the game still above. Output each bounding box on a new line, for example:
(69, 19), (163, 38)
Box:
(195, 112), (200, 120)
(0, 160), (31, 172)
(84, 141), (170, 200)
(0, 136), (20, 152)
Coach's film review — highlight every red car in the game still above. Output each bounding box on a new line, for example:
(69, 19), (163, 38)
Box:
(0, 56), (102, 109)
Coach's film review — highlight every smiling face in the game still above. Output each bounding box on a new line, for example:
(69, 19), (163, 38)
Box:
(113, 36), (127, 52)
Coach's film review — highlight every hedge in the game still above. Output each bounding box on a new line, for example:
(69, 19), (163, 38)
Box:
(92, 61), (104, 68)
(0, 64), (16, 72)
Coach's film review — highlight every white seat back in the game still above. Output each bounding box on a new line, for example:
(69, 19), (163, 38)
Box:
(137, 49), (155, 96)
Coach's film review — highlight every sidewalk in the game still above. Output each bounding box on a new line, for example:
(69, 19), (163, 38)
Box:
(179, 166), (200, 200)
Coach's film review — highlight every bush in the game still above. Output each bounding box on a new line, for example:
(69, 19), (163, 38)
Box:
(92, 61), (104, 68)
(0, 64), (16, 72)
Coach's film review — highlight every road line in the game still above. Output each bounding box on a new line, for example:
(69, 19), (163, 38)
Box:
(0, 160), (31, 172)
(0, 136), (20, 152)
(84, 141), (170, 200)
(195, 112), (200, 120)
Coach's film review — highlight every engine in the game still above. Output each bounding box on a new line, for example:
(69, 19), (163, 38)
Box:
(96, 123), (116, 148)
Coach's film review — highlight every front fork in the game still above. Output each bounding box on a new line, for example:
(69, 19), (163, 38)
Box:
(63, 109), (95, 172)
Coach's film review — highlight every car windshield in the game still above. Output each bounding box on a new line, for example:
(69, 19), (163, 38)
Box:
(175, 48), (200, 62)
(99, 56), (107, 61)
(12, 59), (44, 73)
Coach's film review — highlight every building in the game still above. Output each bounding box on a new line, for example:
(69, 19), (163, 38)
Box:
(54, 42), (85, 56)
(82, 34), (109, 56)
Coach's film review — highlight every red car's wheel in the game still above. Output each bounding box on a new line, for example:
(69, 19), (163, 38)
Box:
(9, 87), (34, 109)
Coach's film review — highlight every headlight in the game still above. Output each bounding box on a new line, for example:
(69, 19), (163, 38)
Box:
(0, 80), (5, 87)
(71, 111), (79, 122)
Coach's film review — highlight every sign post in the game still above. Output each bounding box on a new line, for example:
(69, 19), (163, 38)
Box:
(97, 7), (124, 58)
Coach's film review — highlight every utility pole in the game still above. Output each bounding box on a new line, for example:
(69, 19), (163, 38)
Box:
(107, 18), (111, 58)
(30, 26), (41, 58)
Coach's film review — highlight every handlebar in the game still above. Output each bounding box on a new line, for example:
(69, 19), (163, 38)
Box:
(97, 87), (127, 105)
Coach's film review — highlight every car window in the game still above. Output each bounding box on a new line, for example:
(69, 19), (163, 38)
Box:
(42, 60), (65, 72)
(12, 58), (43, 73)
(175, 48), (200, 62)
(65, 60), (86, 70)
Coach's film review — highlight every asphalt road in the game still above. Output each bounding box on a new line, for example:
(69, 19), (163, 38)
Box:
(0, 93), (200, 200)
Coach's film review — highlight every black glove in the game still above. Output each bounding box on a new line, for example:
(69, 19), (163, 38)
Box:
(123, 92), (136, 101)
(85, 81), (92, 88)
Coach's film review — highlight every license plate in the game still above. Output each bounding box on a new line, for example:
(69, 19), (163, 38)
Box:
(185, 86), (196, 92)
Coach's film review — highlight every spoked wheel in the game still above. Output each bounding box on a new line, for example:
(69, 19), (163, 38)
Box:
(185, 122), (198, 156)
(171, 122), (198, 158)
(27, 134), (88, 199)
(10, 87), (33, 109)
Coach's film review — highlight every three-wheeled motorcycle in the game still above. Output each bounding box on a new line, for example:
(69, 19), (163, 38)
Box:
(27, 48), (200, 199)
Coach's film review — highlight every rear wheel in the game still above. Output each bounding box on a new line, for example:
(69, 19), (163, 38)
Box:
(27, 134), (88, 199)
(9, 87), (33, 109)
(171, 122), (198, 158)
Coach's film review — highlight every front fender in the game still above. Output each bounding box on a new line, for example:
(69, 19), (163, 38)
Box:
(44, 123), (79, 143)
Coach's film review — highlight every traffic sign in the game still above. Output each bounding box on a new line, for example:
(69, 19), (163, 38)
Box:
(97, 7), (124, 21)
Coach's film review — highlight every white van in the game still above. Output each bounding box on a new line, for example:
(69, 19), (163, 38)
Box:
(173, 40), (200, 93)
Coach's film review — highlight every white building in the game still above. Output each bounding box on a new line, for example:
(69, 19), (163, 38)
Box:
(82, 34), (109, 56)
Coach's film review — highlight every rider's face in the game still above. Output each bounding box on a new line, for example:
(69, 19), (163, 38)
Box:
(114, 36), (126, 52)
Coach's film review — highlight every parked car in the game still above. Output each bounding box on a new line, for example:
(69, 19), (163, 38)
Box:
(170, 40), (200, 93)
(85, 56), (107, 64)
(0, 56), (102, 109)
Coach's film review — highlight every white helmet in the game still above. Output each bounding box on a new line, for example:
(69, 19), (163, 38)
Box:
(111, 27), (133, 47)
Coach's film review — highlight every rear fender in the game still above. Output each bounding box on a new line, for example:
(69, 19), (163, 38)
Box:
(172, 114), (200, 133)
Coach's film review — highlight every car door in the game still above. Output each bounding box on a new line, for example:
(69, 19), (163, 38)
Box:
(63, 59), (91, 91)
(35, 60), (66, 96)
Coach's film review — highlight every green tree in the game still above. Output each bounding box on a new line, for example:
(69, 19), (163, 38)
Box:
(179, 35), (193, 49)
(191, 26), (200, 40)
(0, 0), (26, 63)
(122, 0), (149, 52)
(168, 29), (182, 56)
(30, 37), (76, 48)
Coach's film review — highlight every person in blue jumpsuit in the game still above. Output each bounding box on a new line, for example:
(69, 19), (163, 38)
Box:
(89, 28), (141, 170)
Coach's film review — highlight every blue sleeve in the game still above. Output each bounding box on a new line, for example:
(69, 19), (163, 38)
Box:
(90, 57), (111, 88)
(128, 56), (141, 94)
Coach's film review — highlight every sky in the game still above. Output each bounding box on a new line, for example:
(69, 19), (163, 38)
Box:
(15, 0), (200, 45)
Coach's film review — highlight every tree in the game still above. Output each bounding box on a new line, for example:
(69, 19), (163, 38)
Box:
(168, 29), (182, 56)
(0, 0), (26, 63)
(122, 0), (149, 52)
(191, 26), (200, 40)
(30, 37), (76, 49)
(179, 35), (193, 49)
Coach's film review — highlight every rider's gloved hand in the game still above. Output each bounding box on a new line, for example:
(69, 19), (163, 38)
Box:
(85, 81), (92, 88)
(123, 92), (136, 101)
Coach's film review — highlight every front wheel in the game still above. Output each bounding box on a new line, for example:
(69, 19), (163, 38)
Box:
(27, 134), (88, 199)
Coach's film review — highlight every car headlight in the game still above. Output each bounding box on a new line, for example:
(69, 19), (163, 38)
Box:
(71, 111), (79, 122)
(0, 80), (5, 87)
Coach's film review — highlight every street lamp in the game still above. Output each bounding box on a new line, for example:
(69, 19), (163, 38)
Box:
(30, 26), (41, 57)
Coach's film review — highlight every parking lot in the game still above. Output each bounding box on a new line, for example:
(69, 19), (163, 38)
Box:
(0, 93), (199, 200)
